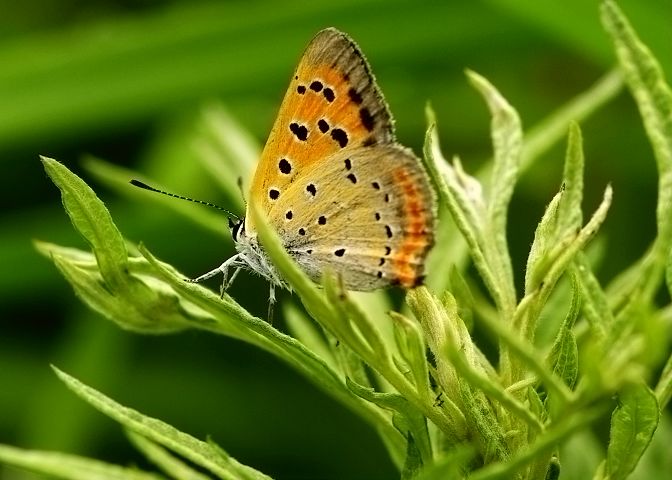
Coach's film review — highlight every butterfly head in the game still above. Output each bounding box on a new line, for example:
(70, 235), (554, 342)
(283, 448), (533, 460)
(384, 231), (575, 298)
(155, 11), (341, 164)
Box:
(228, 216), (245, 243)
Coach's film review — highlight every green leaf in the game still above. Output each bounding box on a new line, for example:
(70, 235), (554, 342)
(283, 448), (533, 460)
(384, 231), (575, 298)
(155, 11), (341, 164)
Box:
(526, 122), (586, 293)
(248, 201), (334, 323)
(414, 445), (475, 480)
(35, 241), (198, 334)
(401, 434), (423, 480)
(41, 156), (128, 292)
(654, 352), (672, 409)
(126, 431), (211, 480)
(346, 378), (432, 465)
(323, 274), (389, 361)
(546, 277), (580, 391)
(283, 303), (336, 371)
(391, 312), (432, 404)
(525, 187), (564, 292)
(408, 289), (514, 462)
(557, 123), (585, 233)
(138, 245), (406, 462)
(447, 266), (475, 330)
(571, 253), (612, 340)
(39, 158), (208, 333)
(605, 383), (659, 480)
(0, 443), (166, 480)
(52, 367), (271, 480)
(601, 0), (672, 302)
(422, 118), (499, 311)
(468, 69), (521, 314)
(470, 404), (609, 480)
(668, 246), (672, 300)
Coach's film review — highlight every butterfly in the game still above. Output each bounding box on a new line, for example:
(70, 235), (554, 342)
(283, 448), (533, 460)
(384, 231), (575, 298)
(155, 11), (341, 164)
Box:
(191, 28), (437, 315)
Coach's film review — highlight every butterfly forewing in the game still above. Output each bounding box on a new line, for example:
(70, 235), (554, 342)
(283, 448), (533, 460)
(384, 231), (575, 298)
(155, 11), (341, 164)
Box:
(246, 28), (395, 227)
(267, 145), (436, 290)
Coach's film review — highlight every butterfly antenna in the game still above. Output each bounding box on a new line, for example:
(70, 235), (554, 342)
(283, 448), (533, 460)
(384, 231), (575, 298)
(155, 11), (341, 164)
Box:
(236, 176), (246, 204)
(130, 179), (240, 221)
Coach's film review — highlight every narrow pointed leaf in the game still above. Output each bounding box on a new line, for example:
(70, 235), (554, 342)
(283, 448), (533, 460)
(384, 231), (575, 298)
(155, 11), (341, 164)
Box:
(606, 384), (659, 480)
(41, 156), (128, 291)
(53, 367), (271, 480)
(601, 0), (672, 300)
(126, 432), (211, 480)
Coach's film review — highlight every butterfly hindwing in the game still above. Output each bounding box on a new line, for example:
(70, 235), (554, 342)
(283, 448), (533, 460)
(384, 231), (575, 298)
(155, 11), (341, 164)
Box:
(267, 145), (436, 290)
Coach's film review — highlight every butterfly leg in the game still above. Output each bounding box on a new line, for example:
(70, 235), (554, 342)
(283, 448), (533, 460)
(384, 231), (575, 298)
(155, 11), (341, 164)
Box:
(219, 267), (242, 298)
(189, 255), (239, 284)
(267, 283), (276, 323)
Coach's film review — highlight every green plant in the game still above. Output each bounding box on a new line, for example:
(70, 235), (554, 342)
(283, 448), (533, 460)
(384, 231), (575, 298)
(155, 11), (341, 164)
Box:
(2, 1), (671, 478)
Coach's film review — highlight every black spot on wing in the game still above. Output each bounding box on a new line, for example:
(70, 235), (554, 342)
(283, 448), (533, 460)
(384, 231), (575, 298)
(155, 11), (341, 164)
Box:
(278, 158), (292, 174)
(289, 122), (308, 141)
(348, 87), (363, 105)
(318, 119), (329, 133)
(323, 88), (335, 102)
(331, 128), (348, 148)
(359, 107), (375, 132)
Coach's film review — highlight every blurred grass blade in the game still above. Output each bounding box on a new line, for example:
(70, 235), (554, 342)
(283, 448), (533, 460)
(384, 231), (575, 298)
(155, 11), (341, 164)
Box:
(0, 443), (165, 480)
(520, 69), (623, 174)
(194, 103), (261, 202)
(654, 351), (672, 408)
(53, 367), (271, 480)
(83, 155), (228, 238)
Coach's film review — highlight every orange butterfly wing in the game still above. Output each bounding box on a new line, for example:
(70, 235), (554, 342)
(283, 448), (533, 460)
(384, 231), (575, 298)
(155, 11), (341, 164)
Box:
(245, 28), (395, 230)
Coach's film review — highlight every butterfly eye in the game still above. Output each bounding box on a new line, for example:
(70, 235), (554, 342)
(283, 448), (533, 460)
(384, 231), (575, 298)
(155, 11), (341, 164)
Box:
(230, 219), (243, 241)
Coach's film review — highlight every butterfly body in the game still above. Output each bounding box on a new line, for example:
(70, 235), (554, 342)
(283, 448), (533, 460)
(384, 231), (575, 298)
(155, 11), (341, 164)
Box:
(194, 28), (436, 309)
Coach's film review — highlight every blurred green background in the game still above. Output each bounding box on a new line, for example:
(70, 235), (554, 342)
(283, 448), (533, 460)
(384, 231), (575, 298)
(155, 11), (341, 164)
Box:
(1, 0), (671, 478)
